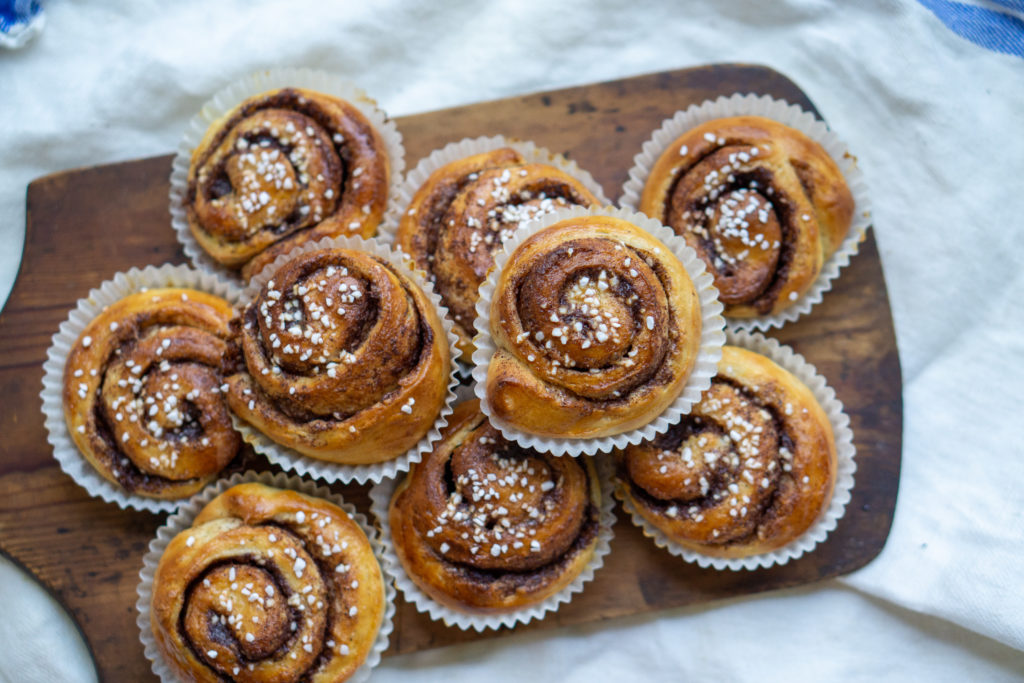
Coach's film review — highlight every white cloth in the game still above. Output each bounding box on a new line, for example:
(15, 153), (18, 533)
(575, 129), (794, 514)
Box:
(2, 0), (1022, 680)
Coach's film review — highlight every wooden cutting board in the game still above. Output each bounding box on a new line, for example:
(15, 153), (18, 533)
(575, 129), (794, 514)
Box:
(0, 64), (901, 681)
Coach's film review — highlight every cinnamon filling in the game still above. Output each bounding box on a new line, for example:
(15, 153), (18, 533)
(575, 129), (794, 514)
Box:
(507, 237), (676, 401)
(666, 148), (797, 313)
(239, 252), (435, 423)
(401, 414), (600, 584)
(403, 150), (599, 338)
(76, 312), (239, 494)
(622, 377), (798, 546)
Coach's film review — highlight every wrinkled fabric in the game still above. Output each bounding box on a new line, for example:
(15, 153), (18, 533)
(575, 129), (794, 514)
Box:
(1, 1), (1022, 681)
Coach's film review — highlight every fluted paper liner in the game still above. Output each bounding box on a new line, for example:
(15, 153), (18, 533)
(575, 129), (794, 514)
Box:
(378, 134), (611, 244)
(170, 67), (407, 284)
(231, 234), (461, 485)
(472, 205), (727, 456)
(41, 264), (243, 513)
(620, 93), (872, 331)
(136, 470), (396, 683)
(369, 454), (616, 631)
(614, 329), (857, 571)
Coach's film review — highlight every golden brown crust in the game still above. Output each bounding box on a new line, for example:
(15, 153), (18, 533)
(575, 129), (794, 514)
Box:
(639, 116), (853, 318)
(395, 148), (601, 356)
(150, 483), (385, 682)
(388, 399), (602, 613)
(615, 345), (837, 558)
(186, 87), (391, 280)
(227, 247), (450, 464)
(61, 288), (240, 499)
(484, 215), (702, 439)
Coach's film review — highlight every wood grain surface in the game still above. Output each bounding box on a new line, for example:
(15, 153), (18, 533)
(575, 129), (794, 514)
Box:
(0, 64), (902, 682)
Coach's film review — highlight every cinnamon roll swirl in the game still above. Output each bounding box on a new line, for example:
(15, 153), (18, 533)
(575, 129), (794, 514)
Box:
(227, 246), (451, 465)
(395, 147), (602, 355)
(61, 288), (240, 499)
(638, 116), (854, 317)
(388, 399), (602, 612)
(615, 345), (838, 558)
(150, 482), (385, 682)
(186, 87), (392, 280)
(482, 215), (703, 440)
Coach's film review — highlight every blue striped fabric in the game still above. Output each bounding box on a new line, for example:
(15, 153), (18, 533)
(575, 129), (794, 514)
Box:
(918, 0), (1024, 57)
(0, 0), (41, 34)
(986, 0), (1024, 12)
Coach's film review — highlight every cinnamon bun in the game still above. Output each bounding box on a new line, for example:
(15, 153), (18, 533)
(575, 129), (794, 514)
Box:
(638, 116), (853, 317)
(615, 345), (838, 558)
(227, 246), (451, 465)
(481, 214), (703, 440)
(388, 399), (603, 612)
(185, 87), (392, 280)
(149, 482), (385, 681)
(61, 288), (240, 500)
(395, 147), (602, 355)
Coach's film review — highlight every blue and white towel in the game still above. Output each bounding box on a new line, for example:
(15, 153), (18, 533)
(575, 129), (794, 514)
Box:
(919, 0), (1024, 56)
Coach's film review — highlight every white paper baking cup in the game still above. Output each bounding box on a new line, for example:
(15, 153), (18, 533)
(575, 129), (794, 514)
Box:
(40, 264), (244, 513)
(232, 234), (461, 485)
(170, 68), (407, 284)
(471, 205), (726, 456)
(620, 93), (872, 331)
(615, 329), (857, 571)
(369, 453), (616, 631)
(378, 134), (611, 244)
(136, 470), (396, 683)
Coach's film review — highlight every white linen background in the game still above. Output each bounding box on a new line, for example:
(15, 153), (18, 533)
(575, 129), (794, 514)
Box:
(2, 0), (1022, 680)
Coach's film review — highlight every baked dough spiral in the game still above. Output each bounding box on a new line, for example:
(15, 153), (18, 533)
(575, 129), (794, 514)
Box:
(186, 87), (392, 280)
(388, 399), (602, 612)
(395, 147), (601, 355)
(638, 116), (853, 317)
(150, 482), (385, 682)
(227, 247), (451, 464)
(615, 345), (837, 558)
(62, 288), (240, 499)
(483, 215), (702, 439)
